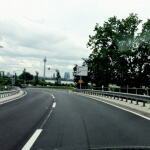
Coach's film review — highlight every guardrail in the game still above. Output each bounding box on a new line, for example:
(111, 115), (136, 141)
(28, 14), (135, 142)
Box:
(76, 89), (150, 107)
(81, 86), (150, 96)
(0, 90), (19, 99)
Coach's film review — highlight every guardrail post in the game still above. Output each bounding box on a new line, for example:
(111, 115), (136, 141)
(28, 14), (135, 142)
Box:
(77, 89), (150, 108)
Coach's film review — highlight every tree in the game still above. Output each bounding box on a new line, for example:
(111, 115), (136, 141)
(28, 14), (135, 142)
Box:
(73, 64), (78, 82)
(85, 13), (150, 87)
(19, 69), (34, 81)
(55, 69), (61, 85)
(34, 71), (39, 85)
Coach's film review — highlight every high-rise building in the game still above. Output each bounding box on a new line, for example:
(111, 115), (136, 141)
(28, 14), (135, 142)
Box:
(0, 71), (4, 77)
(64, 72), (70, 80)
(53, 73), (55, 79)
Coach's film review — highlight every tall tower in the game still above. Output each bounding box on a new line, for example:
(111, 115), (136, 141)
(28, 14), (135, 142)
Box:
(43, 56), (47, 80)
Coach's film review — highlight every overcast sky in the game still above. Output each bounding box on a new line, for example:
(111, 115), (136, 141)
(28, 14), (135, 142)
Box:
(0, 0), (150, 79)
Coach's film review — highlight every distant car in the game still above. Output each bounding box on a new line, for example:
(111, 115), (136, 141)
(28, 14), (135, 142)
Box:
(20, 84), (26, 89)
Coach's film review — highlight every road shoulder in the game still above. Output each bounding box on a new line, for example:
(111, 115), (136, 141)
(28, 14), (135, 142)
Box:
(74, 92), (150, 119)
(0, 90), (26, 105)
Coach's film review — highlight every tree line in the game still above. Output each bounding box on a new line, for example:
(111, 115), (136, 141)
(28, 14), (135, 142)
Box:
(74, 13), (150, 88)
(0, 69), (76, 89)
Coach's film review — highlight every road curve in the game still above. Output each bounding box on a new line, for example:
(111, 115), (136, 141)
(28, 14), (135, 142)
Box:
(0, 89), (54, 150)
(0, 88), (150, 150)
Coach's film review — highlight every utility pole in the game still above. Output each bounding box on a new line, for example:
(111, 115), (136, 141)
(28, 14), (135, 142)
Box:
(43, 56), (47, 80)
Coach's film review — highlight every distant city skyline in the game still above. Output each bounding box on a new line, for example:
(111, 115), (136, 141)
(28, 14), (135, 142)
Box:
(64, 72), (70, 80)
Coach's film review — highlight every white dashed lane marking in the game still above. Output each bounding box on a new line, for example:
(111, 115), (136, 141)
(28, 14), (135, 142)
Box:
(52, 102), (56, 108)
(22, 129), (42, 150)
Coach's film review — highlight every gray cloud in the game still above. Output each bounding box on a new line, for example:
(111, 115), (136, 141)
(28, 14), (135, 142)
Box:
(0, 0), (150, 78)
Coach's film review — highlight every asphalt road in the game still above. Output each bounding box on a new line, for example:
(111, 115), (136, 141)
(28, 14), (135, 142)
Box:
(0, 88), (150, 150)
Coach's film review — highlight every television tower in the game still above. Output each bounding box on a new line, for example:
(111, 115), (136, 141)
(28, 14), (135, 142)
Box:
(43, 56), (47, 80)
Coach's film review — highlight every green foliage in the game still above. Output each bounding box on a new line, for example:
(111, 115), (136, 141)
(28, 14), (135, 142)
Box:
(0, 78), (11, 85)
(84, 13), (150, 87)
(34, 71), (39, 85)
(55, 69), (61, 85)
(19, 69), (33, 81)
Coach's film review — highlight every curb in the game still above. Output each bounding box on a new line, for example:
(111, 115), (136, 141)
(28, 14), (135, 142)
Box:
(0, 90), (27, 105)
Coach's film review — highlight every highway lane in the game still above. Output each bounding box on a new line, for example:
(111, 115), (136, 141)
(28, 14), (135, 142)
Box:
(30, 89), (150, 150)
(0, 88), (150, 150)
(0, 89), (54, 150)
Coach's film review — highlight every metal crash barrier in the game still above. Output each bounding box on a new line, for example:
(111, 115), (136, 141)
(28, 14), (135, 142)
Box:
(76, 89), (150, 107)
(0, 90), (19, 99)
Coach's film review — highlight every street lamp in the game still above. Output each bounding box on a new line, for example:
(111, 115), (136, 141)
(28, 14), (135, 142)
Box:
(47, 67), (56, 79)
(12, 70), (21, 87)
(47, 67), (61, 85)
(43, 56), (47, 80)
(12, 71), (16, 86)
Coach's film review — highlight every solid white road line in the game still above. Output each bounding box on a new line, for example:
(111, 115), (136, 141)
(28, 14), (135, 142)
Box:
(94, 97), (150, 121)
(52, 102), (56, 108)
(76, 93), (150, 121)
(22, 129), (42, 150)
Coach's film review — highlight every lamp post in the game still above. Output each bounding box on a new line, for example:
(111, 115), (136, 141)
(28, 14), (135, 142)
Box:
(47, 68), (61, 85)
(43, 56), (47, 80)
(48, 67), (56, 79)
(11, 71), (16, 89)
(0, 46), (3, 78)
(12, 70), (21, 87)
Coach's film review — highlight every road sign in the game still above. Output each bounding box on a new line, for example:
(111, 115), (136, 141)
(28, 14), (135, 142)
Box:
(78, 80), (83, 83)
(76, 66), (88, 76)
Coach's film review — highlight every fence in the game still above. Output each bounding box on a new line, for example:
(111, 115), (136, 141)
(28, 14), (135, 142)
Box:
(81, 86), (150, 96)
(76, 89), (150, 107)
(0, 90), (19, 99)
